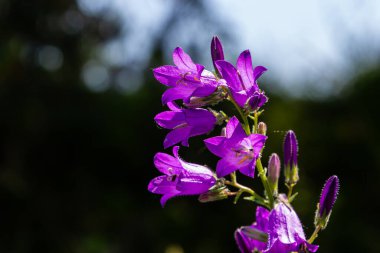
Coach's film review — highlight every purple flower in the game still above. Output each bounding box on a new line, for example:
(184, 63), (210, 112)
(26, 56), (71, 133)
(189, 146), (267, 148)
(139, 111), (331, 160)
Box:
(204, 116), (267, 178)
(315, 175), (339, 229)
(148, 146), (216, 207)
(264, 202), (319, 253)
(155, 102), (216, 149)
(153, 47), (221, 105)
(215, 50), (267, 108)
(283, 130), (299, 185)
(211, 36), (224, 75)
(235, 206), (270, 252)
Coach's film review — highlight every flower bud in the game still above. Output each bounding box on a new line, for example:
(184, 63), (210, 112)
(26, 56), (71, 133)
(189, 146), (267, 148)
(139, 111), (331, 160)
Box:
(211, 36), (224, 76)
(283, 130), (299, 185)
(314, 175), (339, 229)
(257, 122), (267, 135)
(198, 186), (230, 203)
(245, 91), (268, 112)
(268, 153), (281, 195)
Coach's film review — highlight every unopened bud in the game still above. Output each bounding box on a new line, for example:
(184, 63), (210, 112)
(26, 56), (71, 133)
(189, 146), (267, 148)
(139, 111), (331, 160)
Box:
(283, 130), (299, 185)
(314, 175), (340, 229)
(268, 153), (281, 195)
(257, 122), (267, 135)
(211, 36), (224, 77)
(198, 186), (230, 203)
(220, 127), (226, 137)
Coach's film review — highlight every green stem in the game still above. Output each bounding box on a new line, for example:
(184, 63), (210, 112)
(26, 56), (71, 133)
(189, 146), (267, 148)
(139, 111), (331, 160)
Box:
(308, 225), (321, 244)
(223, 87), (251, 135)
(256, 159), (275, 209)
(253, 111), (259, 133)
(225, 172), (266, 204)
(287, 184), (294, 200)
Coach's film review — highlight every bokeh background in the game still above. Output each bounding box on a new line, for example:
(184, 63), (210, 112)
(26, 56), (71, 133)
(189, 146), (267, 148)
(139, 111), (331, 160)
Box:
(1, 0), (380, 252)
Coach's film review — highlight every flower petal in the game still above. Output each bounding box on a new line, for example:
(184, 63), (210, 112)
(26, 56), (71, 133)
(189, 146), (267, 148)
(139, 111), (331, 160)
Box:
(153, 152), (182, 175)
(215, 60), (242, 91)
(163, 127), (192, 149)
(237, 50), (255, 91)
(148, 175), (178, 195)
(253, 65), (267, 80)
(216, 158), (239, 178)
(204, 136), (226, 157)
(176, 173), (215, 194)
(154, 111), (185, 129)
(226, 117), (247, 144)
(161, 86), (196, 105)
(153, 65), (181, 87)
(173, 47), (197, 72)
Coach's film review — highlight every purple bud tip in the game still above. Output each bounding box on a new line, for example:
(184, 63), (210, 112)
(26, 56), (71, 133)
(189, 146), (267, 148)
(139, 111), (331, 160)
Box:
(268, 153), (281, 183)
(211, 36), (224, 67)
(283, 130), (298, 168)
(319, 175), (340, 216)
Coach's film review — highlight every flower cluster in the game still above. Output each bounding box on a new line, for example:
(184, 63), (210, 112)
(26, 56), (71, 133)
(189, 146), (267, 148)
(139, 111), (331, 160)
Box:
(148, 36), (340, 253)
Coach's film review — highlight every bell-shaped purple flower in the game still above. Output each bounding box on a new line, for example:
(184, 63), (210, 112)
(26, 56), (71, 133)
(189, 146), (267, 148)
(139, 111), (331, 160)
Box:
(155, 102), (217, 149)
(215, 50), (267, 108)
(204, 116), (267, 178)
(211, 36), (224, 76)
(153, 47), (221, 105)
(315, 175), (340, 229)
(283, 130), (299, 185)
(148, 146), (216, 207)
(264, 202), (319, 253)
(235, 206), (270, 252)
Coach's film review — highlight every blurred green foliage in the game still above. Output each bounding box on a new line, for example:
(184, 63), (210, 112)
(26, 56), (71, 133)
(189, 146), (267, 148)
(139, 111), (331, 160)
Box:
(0, 1), (380, 253)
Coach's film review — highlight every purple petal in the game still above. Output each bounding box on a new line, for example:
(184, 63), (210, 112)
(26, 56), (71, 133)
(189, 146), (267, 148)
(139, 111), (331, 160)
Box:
(154, 111), (185, 129)
(235, 228), (254, 253)
(176, 173), (215, 194)
(237, 50), (255, 91)
(161, 86), (196, 105)
(167, 101), (181, 111)
(225, 116), (246, 140)
(204, 136), (226, 157)
(237, 161), (256, 178)
(148, 175), (178, 194)
(248, 134), (267, 154)
(185, 109), (216, 134)
(153, 65), (181, 87)
(253, 65), (267, 80)
(173, 47), (197, 72)
(215, 60), (243, 91)
(216, 158), (239, 178)
(231, 89), (249, 108)
(153, 152), (182, 175)
(255, 206), (270, 231)
(163, 127), (192, 149)
(160, 192), (179, 207)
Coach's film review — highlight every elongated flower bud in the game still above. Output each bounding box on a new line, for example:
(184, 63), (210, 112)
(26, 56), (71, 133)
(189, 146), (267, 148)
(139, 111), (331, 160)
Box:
(211, 36), (224, 76)
(268, 153), (280, 195)
(198, 186), (230, 203)
(283, 130), (299, 185)
(314, 175), (340, 229)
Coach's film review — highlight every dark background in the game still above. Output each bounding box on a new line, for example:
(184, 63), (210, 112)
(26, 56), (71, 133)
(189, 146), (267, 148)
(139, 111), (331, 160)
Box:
(0, 0), (379, 252)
